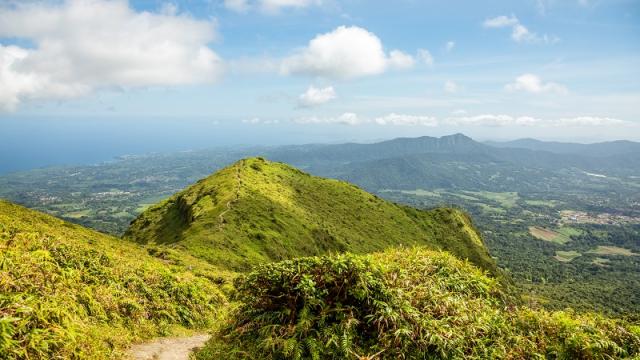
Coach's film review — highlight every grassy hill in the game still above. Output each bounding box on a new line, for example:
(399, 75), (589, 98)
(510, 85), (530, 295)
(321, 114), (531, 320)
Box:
(3, 156), (640, 359)
(125, 157), (495, 272)
(197, 247), (640, 359)
(0, 200), (229, 359)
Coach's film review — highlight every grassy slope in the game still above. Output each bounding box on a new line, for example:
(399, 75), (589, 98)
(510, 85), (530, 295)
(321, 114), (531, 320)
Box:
(0, 200), (230, 359)
(198, 247), (640, 360)
(125, 158), (495, 273)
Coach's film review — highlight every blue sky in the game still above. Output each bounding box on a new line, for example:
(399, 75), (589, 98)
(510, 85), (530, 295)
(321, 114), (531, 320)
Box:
(0, 0), (639, 143)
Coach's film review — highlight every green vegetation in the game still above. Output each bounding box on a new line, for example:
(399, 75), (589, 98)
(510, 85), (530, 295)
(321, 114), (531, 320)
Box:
(1, 134), (639, 333)
(381, 186), (640, 318)
(198, 248), (640, 360)
(0, 200), (229, 359)
(125, 158), (495, 273)
(554, 250), (582, 262)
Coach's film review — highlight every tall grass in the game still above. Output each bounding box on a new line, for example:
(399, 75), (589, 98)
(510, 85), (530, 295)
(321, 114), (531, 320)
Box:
(0, 200), (229, 359)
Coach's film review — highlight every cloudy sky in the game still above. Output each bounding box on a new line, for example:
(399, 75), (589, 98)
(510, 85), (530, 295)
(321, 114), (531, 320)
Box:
(0, 0), (639, 142)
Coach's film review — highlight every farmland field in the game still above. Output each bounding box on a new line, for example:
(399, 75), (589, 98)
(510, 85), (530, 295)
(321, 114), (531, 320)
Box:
(529, 226), (580, 245)
(554, 250), (582, 262)
(588, 246), (638, 256)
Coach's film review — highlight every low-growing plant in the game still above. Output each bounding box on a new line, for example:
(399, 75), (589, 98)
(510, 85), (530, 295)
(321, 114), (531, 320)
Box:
(197, 248), (640, 359)
(0, 200), (228, 359)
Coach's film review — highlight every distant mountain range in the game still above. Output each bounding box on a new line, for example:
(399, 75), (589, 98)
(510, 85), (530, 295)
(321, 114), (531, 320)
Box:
(260, 134), (640, 192)
(268, 133), (640, 168)
(485, 138), (640, 157)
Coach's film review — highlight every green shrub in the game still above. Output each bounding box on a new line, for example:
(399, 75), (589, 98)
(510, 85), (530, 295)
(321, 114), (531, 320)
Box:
(198, 248), (640, 359)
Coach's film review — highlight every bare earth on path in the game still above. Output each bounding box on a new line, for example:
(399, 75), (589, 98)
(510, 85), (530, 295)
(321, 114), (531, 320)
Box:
(127, 334), (210, 360)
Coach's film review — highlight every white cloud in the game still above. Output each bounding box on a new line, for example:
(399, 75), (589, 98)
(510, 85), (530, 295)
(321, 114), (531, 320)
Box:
(294, 112), (437, 126)
(225, 0), (321, 13)
(292, 112), (632, 128)
(483, 15), (559, 44)
(447, 114), (541, 127)
(505, 74), (568, 94)
(483, 15), (519, 28)
(224, 0), (250, 13)
(444, 80), (459, 93)
(298, 85), (336, 107)
(388, 50), (415, 69)
(445, 41), (455, 52)
(0, 0), (222, 111)
(556, 116), (629, 127)
(281, 26), (414, 79)
(374, 113), (438, 126)
(243, 117), (262, 124)
(260, 0), (321, 12)
(417, 49), (434, 66)
(294, 112), (362, 125)
(242, 117), (280, 124)
(446, 114), (631, 127)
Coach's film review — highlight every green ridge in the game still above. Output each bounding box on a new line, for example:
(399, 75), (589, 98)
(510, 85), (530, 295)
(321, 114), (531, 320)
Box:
(0, 200), (229, 359)
(125, 158), (495, 272)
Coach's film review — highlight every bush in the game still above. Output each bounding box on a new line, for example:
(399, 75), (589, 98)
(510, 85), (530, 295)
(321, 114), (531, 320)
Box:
(197, 248), (640, 360)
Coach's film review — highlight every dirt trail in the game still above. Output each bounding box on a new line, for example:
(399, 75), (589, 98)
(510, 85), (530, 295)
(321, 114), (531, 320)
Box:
(217, 161), (242, 231)
(127, 334), (210, 360)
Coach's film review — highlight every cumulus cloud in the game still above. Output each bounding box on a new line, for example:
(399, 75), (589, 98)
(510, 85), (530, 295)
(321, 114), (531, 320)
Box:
(505, 74), (567, 94)
(298, 85), (336, 107)
(281, 26), (414, 79)
(483, 15), (559, 44)
(0, 0), (222, 111)
(388, 50), (415, 69)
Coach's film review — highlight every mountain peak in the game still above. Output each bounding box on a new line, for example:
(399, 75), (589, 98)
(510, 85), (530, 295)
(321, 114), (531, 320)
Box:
(443, 132), (472, 140)
(125, 158), (495, 272)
